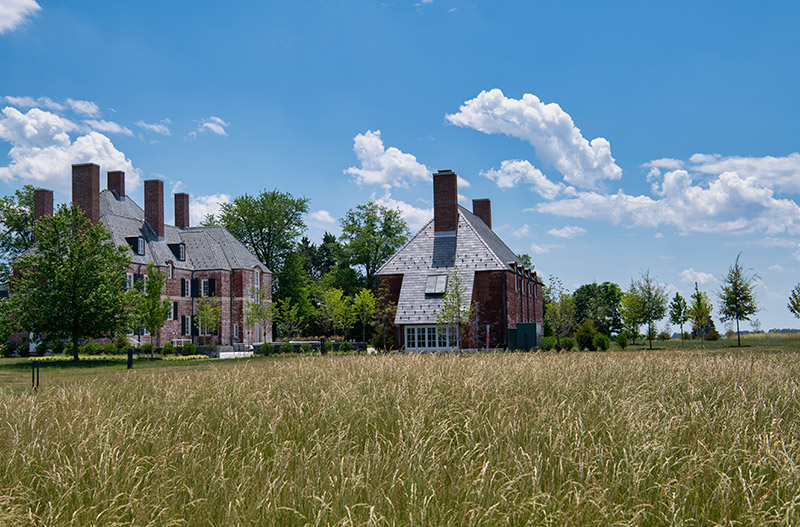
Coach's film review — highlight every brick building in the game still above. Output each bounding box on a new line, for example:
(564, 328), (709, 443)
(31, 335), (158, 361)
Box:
(32, 163), (272, 348)
(375, 169), (543, 350)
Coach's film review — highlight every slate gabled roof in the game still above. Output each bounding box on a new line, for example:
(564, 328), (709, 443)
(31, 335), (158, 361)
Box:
(99, 190), (269, 273)
(376, 205), (536, 325)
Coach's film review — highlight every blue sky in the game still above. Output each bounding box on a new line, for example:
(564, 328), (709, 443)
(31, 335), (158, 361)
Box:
(2, 1), (800, 331)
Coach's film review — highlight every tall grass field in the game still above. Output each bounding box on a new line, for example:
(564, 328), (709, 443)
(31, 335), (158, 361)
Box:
(1, 345), (800, 525)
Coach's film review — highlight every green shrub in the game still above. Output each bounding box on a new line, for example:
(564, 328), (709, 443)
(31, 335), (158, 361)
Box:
(657, 331), (671, 341)
(162, 343), (175, 356)
(279, 342), (295, 354)
(52, 341), (65, 354)
(300, 342), (312, 353)
(593, 333), (610, 352)
(371, 326), (395, 351)
(34, 341), (48, 356)
(706, 329), (720, 341)
(63, 343), (75, 357)
(615, 333), (628, 350)
(541, 336), (556, 351)
(183, 342), (197, 355)
(260, 342), (274, 356)
(82, 343), (101, 355)
(113, 334), (129, 349)
(162, 354), (207, 361)
(325, 341), (333, 352)
(575, 321), (598, 351)
(340, 341), (354, 353)
(104, 342), (118, 355)
(560, 337), (575, 352)
(1, 343), (13, 358)
(121, 345), (132, 356)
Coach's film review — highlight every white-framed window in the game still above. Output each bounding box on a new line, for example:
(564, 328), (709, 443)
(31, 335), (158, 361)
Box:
(179, 244), (185, 261)
(253, 270), (260, 302)
(137, 237), (145, 255)
(167, 301), (176, 321)
(425, 275), (448, 294)
(125, 273), (133, 290)
(182, 279), (190, 297)
(167, 263), (173, 279)
(182, 316), (191, 336)
(405, 325), (457, 350)
(199, 319), (212, 336)
(233, 324), (239, 339)
(202, 279), (209, 297)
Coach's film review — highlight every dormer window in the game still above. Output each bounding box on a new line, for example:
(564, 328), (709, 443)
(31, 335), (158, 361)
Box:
(126, 236), (145, 256)
(425, 275), (448, 294)
(168, 243), (186, 262)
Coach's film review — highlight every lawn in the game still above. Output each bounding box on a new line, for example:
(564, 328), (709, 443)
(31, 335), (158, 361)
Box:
(0, 335), (799, 526)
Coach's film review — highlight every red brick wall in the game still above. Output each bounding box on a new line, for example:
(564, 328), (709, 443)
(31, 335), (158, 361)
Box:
(144, 180), (164, 238)
(376, 274), (403, 347)
(72, 163), (100, 225)
(107, 171), (125, 198)
(174, 193), (189, 229)
(433, 171), (458, 232)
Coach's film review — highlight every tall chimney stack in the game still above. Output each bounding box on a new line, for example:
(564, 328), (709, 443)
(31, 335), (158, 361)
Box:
(175, 192), (189, 229)
(144, 179), (165, 238)
(72, 163), (100, 225)
(107, 171), (125, 198)
(472, 198), (492, 230)
(433, 169), (458, 233)
(33, 189), (53, 220)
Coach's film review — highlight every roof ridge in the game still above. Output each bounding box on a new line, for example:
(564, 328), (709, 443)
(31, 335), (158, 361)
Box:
(375, 217), (434, 275)
(458, 207), (506, 268)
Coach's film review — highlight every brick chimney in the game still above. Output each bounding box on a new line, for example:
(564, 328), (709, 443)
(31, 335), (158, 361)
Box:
(72, 163), (100, 225)
(144, 179), (164, 238)
(107, 171), (125, 198)
(472, 198), (491, 230)
(433, 169), (458, 232)
(33, 189), (53, 220)
(174, 192), (189, 229)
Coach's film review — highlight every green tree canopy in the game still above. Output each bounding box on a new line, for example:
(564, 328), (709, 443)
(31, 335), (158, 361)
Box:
(133, 262), (171, 353)
(632, 270), (668, 350)
(0, 185), (36, 285)
(620, 287), (645, 345)
(435, 268), (474, 349)
(789, 283), (800, 320)
(688, 282), (713, 349)
(195, 297), (222, 344)
(353, 288), (376, 343)
(669, 292), (689, 346)
(718, 253), (759, 347)
(213, 189), (309, 277)
(573, 281), (622, 337)
(339, 202), (409, 287)
(546, 281), (575, 350)
(11, 203), (133, 360)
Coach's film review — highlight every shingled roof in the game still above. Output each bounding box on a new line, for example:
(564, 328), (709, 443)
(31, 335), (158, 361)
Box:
(99, 189), (269, 273)
(376, 205), (539, 325)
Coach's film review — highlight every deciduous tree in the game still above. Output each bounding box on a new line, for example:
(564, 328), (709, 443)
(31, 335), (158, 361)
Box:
(353, 288), (376, 343)
(633, 270), (667, 350)
(789, 283), (800, 320)
(689, 282), (713, 349)
(546, 283), (576, 351)
(718, 253), (759, 347)
(669, 293), (689, 347)
(134, 262), (171, 354)
(339, 202), (409, 287)
(435, 268), (474, 349)
(0, 185), (36, 286)
(11, 204), (133, 360)
(195, 297), (222, 344)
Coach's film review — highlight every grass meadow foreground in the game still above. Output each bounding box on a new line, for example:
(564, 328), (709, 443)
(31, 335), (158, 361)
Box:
(1, 345), (800, 525)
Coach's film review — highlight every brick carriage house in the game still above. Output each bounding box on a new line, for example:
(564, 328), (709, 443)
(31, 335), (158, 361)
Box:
(375, 170), (544, 351)
(31, 163), (272, 348)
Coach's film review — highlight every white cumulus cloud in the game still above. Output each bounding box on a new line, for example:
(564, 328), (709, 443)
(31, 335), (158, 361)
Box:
(482, 159), (563, 199)
(0, 106), (140, 194)
(345, 130), (431, 190)
(538, 169), (800, 235)
(0, 0), (40, 34)
(191, 193), (230, 225)
(688, 152), (800, 194)
(374, 192), (432, 231)
(679, 268), (717, 285)
(308, 209), (336, 224)
(547, 225), (586, 238)
(188, 116), (229, 138)
(446, 89), (622, 189)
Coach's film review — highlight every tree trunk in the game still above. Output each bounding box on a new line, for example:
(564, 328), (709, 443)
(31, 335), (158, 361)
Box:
(737, 318), (741, 347)
(72, 332), (79, 362)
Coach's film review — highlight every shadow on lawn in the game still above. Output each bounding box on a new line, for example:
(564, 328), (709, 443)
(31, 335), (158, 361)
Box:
(0, 357), (157, 371)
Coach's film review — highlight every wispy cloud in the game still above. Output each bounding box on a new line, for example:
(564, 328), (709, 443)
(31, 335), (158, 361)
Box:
(188, 116), (229, 138)
(84, 119), (133, 136)
(0, 0), (41, 34)
(547, 225), (586, 239)
(66, 98), (100, 117)
(135, 119), (172, 136)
